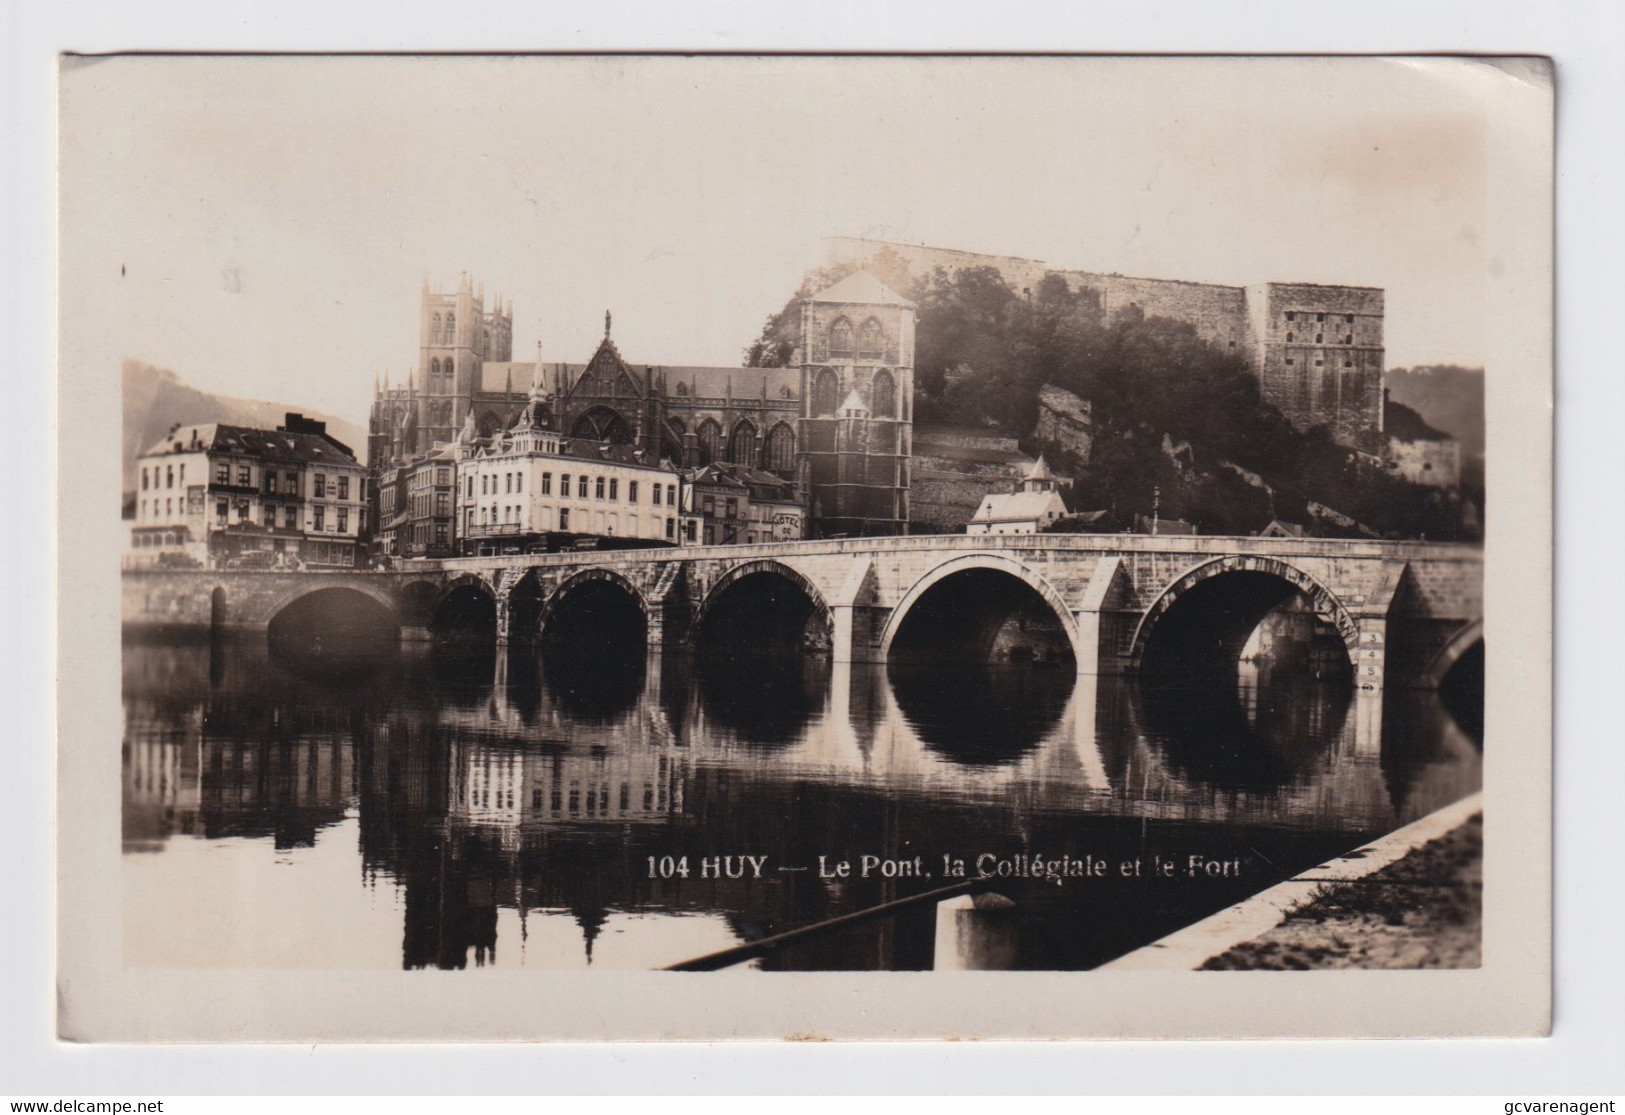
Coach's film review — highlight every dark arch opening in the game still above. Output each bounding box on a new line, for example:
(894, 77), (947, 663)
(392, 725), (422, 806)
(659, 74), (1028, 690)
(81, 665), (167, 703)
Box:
(541, 579), (647, 655)
(1438, 638), (1485, 744)
(431, 583), (497, 643)
(696, 570), (830, 659)
(210, 586), (226, 631)
(399, 581), (439, 628)
(536, 579), (648, 722)
(267, 587), (400, 680)
(1139, 571), (1353, 691)
(889, 568), (1075, 668)
(571, 407), (632, 445)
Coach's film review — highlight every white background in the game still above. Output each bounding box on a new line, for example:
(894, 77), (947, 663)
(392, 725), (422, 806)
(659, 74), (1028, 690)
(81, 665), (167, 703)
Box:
(4, 0), (1621, 1095)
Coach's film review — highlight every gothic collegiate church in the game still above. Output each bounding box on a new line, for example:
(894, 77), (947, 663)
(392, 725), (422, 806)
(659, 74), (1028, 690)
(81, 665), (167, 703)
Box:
(368, 270), (915, 540)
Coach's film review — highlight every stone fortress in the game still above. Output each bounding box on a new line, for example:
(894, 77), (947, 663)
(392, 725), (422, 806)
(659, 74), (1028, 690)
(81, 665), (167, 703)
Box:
(825, 237), (1388, 456)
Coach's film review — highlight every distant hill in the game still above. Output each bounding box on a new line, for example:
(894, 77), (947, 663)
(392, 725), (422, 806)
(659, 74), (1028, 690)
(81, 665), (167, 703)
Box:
(1385, 365), (1485, 460)
(122, 359), (367, 493)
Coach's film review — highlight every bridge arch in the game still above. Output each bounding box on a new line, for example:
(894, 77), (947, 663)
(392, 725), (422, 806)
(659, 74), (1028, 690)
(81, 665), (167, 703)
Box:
(431, 574), (498, 636)
(1422, 618), (1484, 689)
(266, 580), (401, 630)
(693, 559), (834, 654)
(265, 585), (402, 659)
(535, 567), (650, 648)
(880, 552), (1086, 666)
(1129, 555), (1358, 681)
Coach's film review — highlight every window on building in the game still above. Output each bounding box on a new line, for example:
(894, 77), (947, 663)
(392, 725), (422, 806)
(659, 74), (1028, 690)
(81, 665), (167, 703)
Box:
(684, 521), (697, 543)
(560, 474), (570, 499)
(726, 498), (739, 519)
(1316, 312), (1324, 322)
(609, 478), (620, 501)
(559, 508), (570, 530)
(338, 476), (350, 500)
(1286, 332), (1294, 342)
(594, 476), (605, 499)
(1315, 333), (1323, 343)
(703, 496), (715, 515)
(858, 317), (884, 356)
(504, 473), (512, 494)
(707, 525), (716, 544)
(238, 466), (251, 486)
(444, 312), (455, 339)
(1344, 334), (1353, 345)
(166, 465), (174, 489)
(284, 507), (297, 530)
(652, 483), (662, 506)
(1344, 359), (1354, 368)
(313, 506), (325, 531)
(728, 421), (757, 466)
(286, 471), (297, 491)
(436, 493), (448, 516)
(235, 499), (249, 521)
(812, 369), (841, 416)
(436, 524), (447, 546)
(765, 424), (795, 472)
(829, 317), (854, 354)
(666, 484), (676, 506)
(871, 370), (896, 418)
(466, 508), (475, 533)
(627, 480), (638, 503)
(1285, 358), (1295, 366)
(1285, 311), (1296, 322)
(216, 500), (228, 524)
(541, 472), (552, 495)
(1346, 314), (1355, 323)
(141, 468), (149, 491)
(314, 474), (326, 498)
(666, 517), (675, 540)
(263, 505), (275, 528)
(515, 473), (522, 494)
(214, 462), (229, 484)
(578, 475), (589, 499)
(166, 498), (173, 517)
(1315, 358), (1324, 366)
(337, 508), (348, 533)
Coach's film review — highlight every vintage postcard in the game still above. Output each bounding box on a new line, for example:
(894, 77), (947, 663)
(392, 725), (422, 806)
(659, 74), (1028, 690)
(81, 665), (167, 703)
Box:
(56, 54), (1552, 1040)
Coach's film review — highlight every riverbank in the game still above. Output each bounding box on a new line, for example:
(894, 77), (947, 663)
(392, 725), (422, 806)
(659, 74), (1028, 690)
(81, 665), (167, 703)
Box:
(1101, 791), (1483, 971)
(1201, 813), (1481, 970)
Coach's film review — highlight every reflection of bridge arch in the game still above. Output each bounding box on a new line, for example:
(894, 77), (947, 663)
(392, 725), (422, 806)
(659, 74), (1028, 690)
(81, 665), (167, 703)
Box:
(536, 567), (650, 640)
(879, 552), (1086, 665)
(1128, 555), (1359, 676)
(693, 559), (833, 636)
(1423, 618), (1484, 689)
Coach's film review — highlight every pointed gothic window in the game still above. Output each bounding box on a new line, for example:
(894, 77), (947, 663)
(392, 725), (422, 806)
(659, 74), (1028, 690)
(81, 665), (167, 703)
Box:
(728, 420), (758, 466)
(858, 317), (884, 357)
(444, 312), (455, 342)
(432, 313), (442, 342)
(697, 419), (721, 464)
(829, 317), (854, 356)
(765, 423), (796, 473)
(871, 369), (896, 418)
(813, 368), (841, 416)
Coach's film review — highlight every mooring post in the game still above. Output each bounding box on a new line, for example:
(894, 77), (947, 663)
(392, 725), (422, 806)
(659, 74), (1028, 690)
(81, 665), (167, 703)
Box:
(933, 892), (1020, 971)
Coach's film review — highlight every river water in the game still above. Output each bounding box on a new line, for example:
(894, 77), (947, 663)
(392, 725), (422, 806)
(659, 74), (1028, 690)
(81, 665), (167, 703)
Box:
(122, 634), (1481, 971)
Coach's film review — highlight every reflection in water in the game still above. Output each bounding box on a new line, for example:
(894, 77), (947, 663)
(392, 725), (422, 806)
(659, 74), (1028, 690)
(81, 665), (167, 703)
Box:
(123, 631), (1481, 972)
(1135, 666), (1352, 792)
(888, 662), (1072, 767)
(696, 651), (826, 748)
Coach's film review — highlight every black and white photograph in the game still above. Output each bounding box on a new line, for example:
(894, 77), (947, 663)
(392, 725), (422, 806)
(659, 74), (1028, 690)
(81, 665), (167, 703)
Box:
(53, 53), (1552, 1041)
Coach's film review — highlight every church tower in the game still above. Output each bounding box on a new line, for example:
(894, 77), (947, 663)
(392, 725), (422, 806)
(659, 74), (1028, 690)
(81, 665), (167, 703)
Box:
(796, 271), (915, 537)
(415, 273), (513, 452)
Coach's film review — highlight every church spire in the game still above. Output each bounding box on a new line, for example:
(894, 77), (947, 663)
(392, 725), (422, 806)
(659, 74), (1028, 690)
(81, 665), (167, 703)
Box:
(605, 309), (612, 338)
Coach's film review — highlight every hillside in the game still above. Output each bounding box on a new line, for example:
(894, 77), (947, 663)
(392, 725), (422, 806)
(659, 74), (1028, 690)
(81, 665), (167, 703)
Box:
(122, 359), (367, 492)
(1385, 365), (1485, 460)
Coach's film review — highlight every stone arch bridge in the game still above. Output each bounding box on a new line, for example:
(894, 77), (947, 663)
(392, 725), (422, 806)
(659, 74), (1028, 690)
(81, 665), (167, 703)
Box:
(121, 534), (1483, 691)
